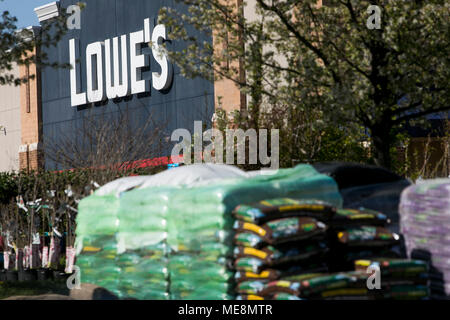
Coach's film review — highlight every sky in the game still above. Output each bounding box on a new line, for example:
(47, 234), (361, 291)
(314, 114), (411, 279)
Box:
(0, 0), (53, 28)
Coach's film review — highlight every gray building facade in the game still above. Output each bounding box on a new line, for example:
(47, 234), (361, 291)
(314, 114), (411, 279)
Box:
(38, 0), (215, 169)
(0, 64), (21, 172)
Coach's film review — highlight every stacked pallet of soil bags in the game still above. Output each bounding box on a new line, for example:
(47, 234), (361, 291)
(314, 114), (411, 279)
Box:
(75, 164), (343, 300)
(75, 193), (122, 297)
(354, 258), (430, 300)
(232, 202), (414, 300)
(115, 188), (171, 300)
(399, 179), (450, 299)
(232, 198), (335, 299)
(75, 176), (154, 299)
(164, 165), (342, 300)
(255, 258), (429, 300)
(166, 186), (236, 300)
(256, 271), (372, 300)
(327, 208), (402, 272)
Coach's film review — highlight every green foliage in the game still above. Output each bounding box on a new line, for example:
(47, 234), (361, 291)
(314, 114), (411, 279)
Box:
(314, 126), (372, 164)
(0, 172), (17, 204)
(0, 2), (69, 86)
(160, 0), (450, 169)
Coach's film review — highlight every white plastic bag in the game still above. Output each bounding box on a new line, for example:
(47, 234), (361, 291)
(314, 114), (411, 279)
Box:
(139, 164), (248, 189)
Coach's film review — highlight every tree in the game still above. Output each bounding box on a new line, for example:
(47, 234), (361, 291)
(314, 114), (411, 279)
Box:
(44, 104), (168, 175)
(0, 0), (69, 86)
(159, 0), (450, 169)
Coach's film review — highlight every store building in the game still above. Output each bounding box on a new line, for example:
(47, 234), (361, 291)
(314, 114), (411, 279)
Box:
(0, 64), (21, 172)
(36, 0), (213, 170)
(0, 0), (253, 171)
(0, 0), (448, 173)
(0, 25), (43, 173)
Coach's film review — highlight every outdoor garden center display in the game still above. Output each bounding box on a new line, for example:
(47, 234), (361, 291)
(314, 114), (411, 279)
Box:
(231, 197), (426, 300)
(399, 179), (450, 299)
(249, 258), (429, 300)
(73, 163), (432, 300)
(75, 164), (343, 299)
(0, 163), (437, 300)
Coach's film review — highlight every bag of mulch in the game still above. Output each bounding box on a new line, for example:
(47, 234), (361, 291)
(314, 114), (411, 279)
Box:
(236, 280), (267, 295)
(328, 248), (401, 272)
(234, 255), (324, 274)
(234, 262), (327, 284)
(235, 269), (280, 283)
(303, 271), (377, 300)
(270, 293), (302, 300)
(281, 272), (326, 282)
(387, 285), (430, 300)
(260, 280), (303, 296)
(235, 264), (330, 283)
(331, 208), (389, 228)
(311, 271), (373, 300)
(320, 288), (376, 300)
(234, 218), (327, 247)
(238, 292), (302, 300)
(236, 294), (265, 300)
(355, 258), (429, 279)
(234, 232), (267, 248)
(234, 242), (328, 273)
(233, 198), (336, 224)
(336, 226), (400, 247)
(381, 277), (429, 288)
(261, 272), (357, 298)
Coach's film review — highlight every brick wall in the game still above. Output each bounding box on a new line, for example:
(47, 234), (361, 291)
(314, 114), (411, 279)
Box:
(18, 47), (43, 172)
(213, 0), (324, 114)
(213, 0), (246, 113)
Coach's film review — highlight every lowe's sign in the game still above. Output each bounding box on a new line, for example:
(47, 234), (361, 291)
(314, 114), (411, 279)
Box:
(69, 18), (173, 107)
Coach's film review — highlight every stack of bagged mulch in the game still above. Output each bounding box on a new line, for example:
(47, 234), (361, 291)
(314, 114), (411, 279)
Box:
(257, 271), (372, 300)
(76, 164), (344, 300)
(240, 258), (429, 300)
(232, 198), (423, 300)
(327, 208), (402, 272)
(354, 258), (429, 300)
(399, 179), (450, 299)
(232, 198), (335, 300)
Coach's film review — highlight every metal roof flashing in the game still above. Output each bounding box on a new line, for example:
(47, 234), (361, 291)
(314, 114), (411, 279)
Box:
(34, 1), (60, 23)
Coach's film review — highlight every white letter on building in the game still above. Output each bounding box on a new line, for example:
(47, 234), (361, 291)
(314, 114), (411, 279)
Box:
(130, 30), (149, 94)
(86, 42), (105, 103)
(69, 39), (86, 107)
(151, 24), (173, 91)
(105, 35), (129, 99)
